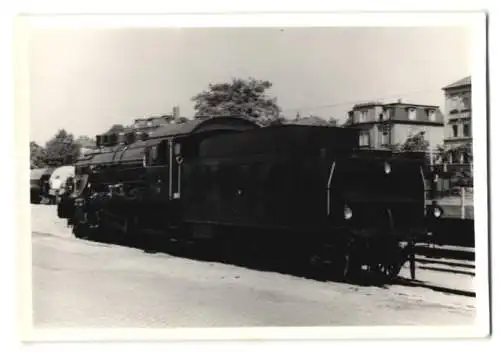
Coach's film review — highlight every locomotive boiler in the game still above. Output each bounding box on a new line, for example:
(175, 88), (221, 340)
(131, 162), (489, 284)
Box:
(57, 115), (442, 280)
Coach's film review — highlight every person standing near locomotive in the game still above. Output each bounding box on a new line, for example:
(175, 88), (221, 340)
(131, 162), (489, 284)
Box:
(49, 175), (62, 204)
(426, 200), (444, 243)
(57, 176), (75, 222)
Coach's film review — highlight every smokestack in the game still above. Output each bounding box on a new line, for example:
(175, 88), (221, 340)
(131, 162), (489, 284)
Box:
(397, 98), (402, 103)
(173, 105), (180, 120)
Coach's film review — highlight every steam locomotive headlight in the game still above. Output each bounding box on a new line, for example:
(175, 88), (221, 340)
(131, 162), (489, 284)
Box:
(384, 161), (391, 174)
(433, 206), (442, 218)
(344, 205), (353, 220)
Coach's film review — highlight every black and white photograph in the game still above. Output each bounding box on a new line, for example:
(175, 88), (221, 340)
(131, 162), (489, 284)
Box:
(16, 12), (490, 341)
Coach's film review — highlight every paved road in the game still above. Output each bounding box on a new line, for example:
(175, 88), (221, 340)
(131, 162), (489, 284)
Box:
(31, 206), (476, 328)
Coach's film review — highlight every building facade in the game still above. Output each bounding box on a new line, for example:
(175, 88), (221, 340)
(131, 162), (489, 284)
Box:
(344, 101), (445, 151)
(442, 76), (472, 160)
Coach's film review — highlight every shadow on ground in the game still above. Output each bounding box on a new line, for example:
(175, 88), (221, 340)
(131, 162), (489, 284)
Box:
(75, 228), (475, 297)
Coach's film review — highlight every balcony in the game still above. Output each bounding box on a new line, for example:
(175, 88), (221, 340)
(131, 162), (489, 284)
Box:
(448, 110), (471, 120)
(444, 136), (472, 145)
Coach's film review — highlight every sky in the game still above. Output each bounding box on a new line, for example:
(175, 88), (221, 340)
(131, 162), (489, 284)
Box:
(28, 26), (471, 145)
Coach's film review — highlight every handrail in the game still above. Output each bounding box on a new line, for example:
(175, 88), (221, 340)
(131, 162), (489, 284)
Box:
(168, 139), (173, 199)
(326, 161), (336, 216)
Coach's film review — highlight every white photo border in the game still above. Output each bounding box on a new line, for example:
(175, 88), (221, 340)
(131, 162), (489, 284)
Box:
(13, 11), (490, 342)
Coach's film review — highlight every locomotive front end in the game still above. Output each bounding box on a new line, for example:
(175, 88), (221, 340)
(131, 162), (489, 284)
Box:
(333, 156), (427, 238)
(325, 153), (436, 279)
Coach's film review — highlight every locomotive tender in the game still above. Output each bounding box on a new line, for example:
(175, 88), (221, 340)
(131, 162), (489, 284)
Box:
(57, 115), (441, 280)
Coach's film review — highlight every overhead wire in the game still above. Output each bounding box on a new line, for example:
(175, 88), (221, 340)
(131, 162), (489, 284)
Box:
(280, 87), (443, 114)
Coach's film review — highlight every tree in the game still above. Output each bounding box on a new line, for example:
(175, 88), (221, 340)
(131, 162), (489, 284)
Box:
(74, 135), (96, 148)
(397, 131), (430, 153)
(391, 131), (431, 165)
(74, 135), (97, 156)
(30, 141), (47, 169)
(443, 142), (473, 164)
(106, 124), (125, 134)
(327, 117), (338, 126)
(192, 77), (281, 124)
(44, 129), (80, 166)
(453, 168), (473, 187)
(289, 115), (332, 126)
(438, 142), (473, 187)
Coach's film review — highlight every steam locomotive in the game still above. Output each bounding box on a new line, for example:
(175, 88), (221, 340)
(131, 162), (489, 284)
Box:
(57, 115), (442, 280)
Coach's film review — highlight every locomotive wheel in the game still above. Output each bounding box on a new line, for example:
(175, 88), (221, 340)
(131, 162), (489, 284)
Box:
(369, 241), (406, 281)
(373, 262), (402, 280)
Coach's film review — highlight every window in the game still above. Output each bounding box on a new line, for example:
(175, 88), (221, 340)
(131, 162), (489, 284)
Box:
(380, 130), (390, 146)
(408, 108), (417, 121)
(427, 109), (436, 122)
(383, 108), (392, 120)
(450, 96), (461, 113)
(463, 123), (470, 137)
(359, 111), (368, 123)
(151, 146), (158, 160)
(463, 96), (471, 111)
(452, 125), (458, 137)
(147, 141), (169, 166)
(359, 132), (370, 147)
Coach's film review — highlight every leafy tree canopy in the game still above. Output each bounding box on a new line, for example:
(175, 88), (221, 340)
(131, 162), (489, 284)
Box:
(30, 141), (47, 169)
(397, 131), (430, 153)
(440, 142), (473, 163)
(192, 77), (281, 125)
(289, 114), (338, 127)
(75, 135), (96, 148)
(44, 129), (81, 167)
(106, 124), (125, 134)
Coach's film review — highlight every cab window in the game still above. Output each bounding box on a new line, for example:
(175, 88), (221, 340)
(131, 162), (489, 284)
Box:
(145, 140), (169, 166)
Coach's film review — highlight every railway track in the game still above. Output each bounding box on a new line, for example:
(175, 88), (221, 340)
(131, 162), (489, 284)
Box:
(398, 247), (475, 297)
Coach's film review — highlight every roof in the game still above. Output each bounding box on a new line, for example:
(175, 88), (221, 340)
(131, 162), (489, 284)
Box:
(443, 76), (471, 90)
(198, 124), (358, 159)
(49, 166), (75, 183)
(147, 115), (260, 139)
(147, 119), (203, 138)
(30, 168), (53, 180)
(382, 102), (440, 109)
(352, 102), (384, 109)
(349, 102), (439, 112)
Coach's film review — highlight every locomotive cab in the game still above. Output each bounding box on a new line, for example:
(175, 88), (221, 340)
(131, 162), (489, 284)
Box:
(132, 116), (260, 232)
(143, 138), (183, 201)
